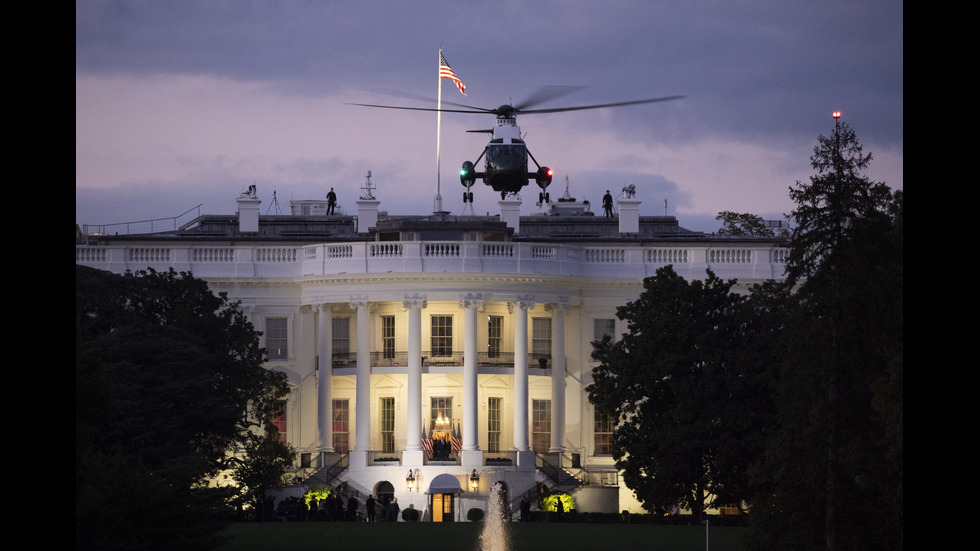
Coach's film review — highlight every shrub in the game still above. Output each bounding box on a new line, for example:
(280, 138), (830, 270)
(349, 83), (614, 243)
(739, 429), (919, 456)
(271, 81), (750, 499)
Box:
(467, 508), (485, 522)
(538, 492), (574, 513)
(401, 507), (420, 522)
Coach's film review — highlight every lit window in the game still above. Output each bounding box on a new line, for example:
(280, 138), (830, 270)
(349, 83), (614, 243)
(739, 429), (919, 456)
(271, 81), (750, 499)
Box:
(430, 397), (453, 429)
(332, 399), (349, 454)
(270, 401), (286, 443)
(266, 317), (288, 360)
(431, 315), (453, 357)
(594, 410), (614, 455)
(532, 399), (551, 453)
(381, 397), (395, 453)
(429, 397), (454, 460)
(487, 397), (502, 453)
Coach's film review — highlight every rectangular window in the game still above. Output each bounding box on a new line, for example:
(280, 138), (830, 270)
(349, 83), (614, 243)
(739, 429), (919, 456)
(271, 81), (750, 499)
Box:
(487, 315), (502, 358)
(266, 317), (288, 360)
(332, 399), (349, 454)
(381, 397), (395, 453)
(430, 396), (453, 429)
(487, 397), (501, 453)
(381, 315), (395, 359)
(431, 315), (453, 357)
(270, 401), (286, 443)
(430, 396), (454, 459)
(532, 399), (551, 453)
(532, 317), (551, 363)
(332, 318), (351, 366)
(594, 410), (615, 455)
(594, 318), (616, 342)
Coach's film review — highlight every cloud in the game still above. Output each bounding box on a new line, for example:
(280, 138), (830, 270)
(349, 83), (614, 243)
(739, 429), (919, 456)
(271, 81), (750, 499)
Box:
(76, 1), (902, 234)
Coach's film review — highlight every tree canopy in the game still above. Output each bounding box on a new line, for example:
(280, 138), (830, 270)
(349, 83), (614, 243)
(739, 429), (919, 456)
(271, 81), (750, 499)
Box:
(587, 267), (773, 520)
(747, 120), (903, 551)
(587, 118), (902, 551)
(715, 210), (777, 237)
(76, 266), (294, 550)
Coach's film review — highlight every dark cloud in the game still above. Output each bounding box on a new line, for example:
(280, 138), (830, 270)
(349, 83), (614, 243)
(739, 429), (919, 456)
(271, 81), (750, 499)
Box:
(76, 1), (901, 230)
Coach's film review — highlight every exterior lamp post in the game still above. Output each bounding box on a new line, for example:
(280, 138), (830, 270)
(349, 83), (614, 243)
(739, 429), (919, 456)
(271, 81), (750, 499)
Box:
(470, 469), (480, 491)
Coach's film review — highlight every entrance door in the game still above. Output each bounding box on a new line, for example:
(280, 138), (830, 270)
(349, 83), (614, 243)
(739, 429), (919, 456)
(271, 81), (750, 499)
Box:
(431, 493), (455, 522)
(376, 481), (394, 520)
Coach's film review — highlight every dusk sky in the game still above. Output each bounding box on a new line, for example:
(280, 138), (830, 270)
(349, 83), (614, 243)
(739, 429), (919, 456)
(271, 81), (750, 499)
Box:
(76, 1), (903, 233)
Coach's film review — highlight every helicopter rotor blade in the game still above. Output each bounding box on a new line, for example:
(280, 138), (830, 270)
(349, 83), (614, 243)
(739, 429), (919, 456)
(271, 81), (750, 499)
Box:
(361, 88), (496, 113)
(347, 102), (490, 114)
(513, 85), (587, 111)
(350, 89), (685, 117)
(517, 95), (686, 114)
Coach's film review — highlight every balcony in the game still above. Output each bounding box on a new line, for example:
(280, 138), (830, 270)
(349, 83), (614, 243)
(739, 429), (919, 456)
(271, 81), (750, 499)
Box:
(76, 240), (789, 282)
(360, 449), (518, 467)
(331, 351), (552, 369)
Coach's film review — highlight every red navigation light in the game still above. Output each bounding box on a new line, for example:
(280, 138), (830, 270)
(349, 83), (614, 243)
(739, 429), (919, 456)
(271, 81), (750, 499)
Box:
(535, 166), (554, 188)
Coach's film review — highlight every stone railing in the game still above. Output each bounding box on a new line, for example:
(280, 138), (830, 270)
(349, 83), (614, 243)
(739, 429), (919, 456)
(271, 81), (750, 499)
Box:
(76, 240), (788, 281)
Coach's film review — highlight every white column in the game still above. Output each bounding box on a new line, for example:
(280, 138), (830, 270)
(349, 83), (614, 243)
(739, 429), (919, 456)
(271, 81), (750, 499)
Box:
(460, 294), (484, 467)
(316, 304), (335, 454)
(512, 296), (534, 466)
(352, 299), (371, 463)
(549, 303), (567, 453)
(402, 295), (426, 466)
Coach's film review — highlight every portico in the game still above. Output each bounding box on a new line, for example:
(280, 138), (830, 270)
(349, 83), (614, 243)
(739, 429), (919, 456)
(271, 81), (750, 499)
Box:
(311, 293), (569, 470)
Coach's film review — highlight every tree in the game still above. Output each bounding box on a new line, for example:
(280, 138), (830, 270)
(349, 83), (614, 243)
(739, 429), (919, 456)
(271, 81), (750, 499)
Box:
(232, 428), (297, 519)
(76, 266), (294, 550)
(715, 211), (776, 237)
(746, 120), (903, 551)
(587, 266), (770, 521)
(785, 119), (895, 285)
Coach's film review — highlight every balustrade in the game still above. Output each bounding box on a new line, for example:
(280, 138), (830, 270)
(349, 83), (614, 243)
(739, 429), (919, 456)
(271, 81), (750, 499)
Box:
(192, 247), (234, 262)
(77, 240), (788, 280)
(344, 351), (547, 369)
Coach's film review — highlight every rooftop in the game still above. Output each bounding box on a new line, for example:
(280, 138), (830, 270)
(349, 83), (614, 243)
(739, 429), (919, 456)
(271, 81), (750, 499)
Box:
(77, 177), (784, 247)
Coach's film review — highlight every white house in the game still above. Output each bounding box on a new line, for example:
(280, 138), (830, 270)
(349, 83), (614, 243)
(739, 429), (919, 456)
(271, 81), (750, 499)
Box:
(76, 180), (787, 521)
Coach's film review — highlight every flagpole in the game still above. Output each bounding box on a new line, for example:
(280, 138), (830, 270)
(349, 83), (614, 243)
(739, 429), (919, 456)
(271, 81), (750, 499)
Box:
(435, 48), (444, 213)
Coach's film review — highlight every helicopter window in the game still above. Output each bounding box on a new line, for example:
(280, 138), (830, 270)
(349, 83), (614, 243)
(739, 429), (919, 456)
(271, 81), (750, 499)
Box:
(488, 144), (527, 170)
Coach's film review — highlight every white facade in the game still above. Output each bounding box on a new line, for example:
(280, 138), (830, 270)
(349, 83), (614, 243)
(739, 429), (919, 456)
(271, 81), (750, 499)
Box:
(76, 191), (787, 520)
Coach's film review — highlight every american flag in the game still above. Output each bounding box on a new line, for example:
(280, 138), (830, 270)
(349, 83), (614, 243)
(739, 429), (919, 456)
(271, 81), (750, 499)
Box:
(421, 428), (433, 458)
(439, 51), (466, 96)
(451, 422), (462, 455)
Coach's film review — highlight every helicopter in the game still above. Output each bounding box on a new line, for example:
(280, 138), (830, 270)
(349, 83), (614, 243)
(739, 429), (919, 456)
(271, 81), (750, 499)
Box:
(351, 86), (683, 202)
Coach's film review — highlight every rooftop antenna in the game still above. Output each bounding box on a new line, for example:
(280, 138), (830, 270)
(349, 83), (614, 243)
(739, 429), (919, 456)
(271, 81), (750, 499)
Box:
(267, 190), (282, 214)
(361, 170), (376, 199)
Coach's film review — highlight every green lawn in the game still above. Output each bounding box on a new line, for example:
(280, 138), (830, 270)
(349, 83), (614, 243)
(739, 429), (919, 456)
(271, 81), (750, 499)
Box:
(218, 521), (746, 551)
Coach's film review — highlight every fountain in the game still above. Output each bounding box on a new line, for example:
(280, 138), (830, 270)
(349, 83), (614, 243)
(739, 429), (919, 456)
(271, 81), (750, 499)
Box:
(478, 483), (509, 551)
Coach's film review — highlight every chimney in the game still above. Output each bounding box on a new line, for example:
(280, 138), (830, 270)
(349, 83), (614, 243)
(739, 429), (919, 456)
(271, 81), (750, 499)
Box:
(237, 186), (261, 233)
(618, 196), (641, 235)
(357, 197), (380, 234)
(499, 197), (521, 234)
